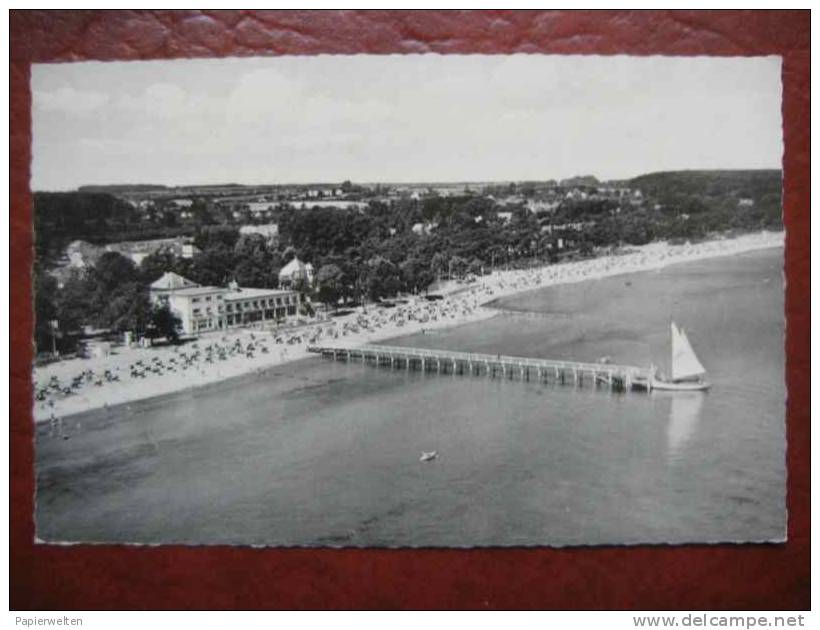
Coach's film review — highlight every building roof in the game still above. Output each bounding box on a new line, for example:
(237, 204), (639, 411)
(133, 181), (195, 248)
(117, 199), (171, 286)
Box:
(224, 287), (297, 301)
(165, 286), (226, 298)
(239, 224), (279, 236)
(150, 271), (199, 291)
(278, 257), (307, 277)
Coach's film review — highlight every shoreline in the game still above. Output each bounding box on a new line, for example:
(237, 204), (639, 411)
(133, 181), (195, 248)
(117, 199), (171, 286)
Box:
(32, 230), (783, 422)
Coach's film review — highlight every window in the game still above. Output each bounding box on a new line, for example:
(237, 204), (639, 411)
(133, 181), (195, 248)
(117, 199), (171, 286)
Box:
(192, 297), (201, 303)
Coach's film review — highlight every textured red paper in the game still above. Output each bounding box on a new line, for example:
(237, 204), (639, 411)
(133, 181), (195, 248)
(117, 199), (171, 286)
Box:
(9, 10), (810, 610)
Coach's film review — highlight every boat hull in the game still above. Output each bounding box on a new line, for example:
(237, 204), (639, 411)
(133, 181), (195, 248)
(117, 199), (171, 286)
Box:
(651, 378), (710, 392)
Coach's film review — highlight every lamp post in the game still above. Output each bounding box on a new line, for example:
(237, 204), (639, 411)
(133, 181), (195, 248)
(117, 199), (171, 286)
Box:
(49, 320), (58, 356)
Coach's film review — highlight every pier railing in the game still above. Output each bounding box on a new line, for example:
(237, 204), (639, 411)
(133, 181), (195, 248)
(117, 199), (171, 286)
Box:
(307, 343), (652, 391)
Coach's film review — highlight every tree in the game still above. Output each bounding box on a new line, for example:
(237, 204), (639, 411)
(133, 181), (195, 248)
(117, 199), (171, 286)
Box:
(315, 264), (345, 311)
(430, 252), (448, 278)
(84, 252), (146, 328)
(448, 255), (469, 279)
(33, 192), (143, 263)
(139, 249), (179, 284)
(194, 225), (240, 251)
(364, 256), (401, 301)
(95, 282), (152, 333)
(186, 247), (236, 286)
(400, 257), (434, 294)
(231, 234), (278, 288)
(33, 267), (59, 354)
(147, 303), (182, 343)
(91, 251), (140, 292)
(55, 269), (94, 333)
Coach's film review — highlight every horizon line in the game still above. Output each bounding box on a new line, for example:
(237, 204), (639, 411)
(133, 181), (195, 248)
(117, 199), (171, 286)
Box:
(35, 167), (784, 194)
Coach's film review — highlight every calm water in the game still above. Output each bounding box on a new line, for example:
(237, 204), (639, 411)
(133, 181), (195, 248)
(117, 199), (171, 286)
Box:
(35, 248), (786, 546)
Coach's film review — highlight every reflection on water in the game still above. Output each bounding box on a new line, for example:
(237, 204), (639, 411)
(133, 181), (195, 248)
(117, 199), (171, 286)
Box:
(665, 391), (705, 462)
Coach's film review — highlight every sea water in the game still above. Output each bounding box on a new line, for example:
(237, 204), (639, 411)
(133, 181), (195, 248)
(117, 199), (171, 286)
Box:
(35, 248), (786, 546)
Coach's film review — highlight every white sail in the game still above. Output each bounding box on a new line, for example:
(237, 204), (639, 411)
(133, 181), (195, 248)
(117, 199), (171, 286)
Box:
(671, 323), (706, 381)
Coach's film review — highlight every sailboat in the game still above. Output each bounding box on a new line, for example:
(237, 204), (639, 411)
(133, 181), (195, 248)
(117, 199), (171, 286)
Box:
(651, 322), (711, 391)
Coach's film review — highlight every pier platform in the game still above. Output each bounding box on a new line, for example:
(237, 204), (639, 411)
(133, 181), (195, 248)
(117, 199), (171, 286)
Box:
(307, 343), (652, 392)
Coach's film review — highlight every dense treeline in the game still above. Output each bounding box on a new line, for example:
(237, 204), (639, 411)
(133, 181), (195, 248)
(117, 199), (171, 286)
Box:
(34, 192), (146, 261)
(629, 169), (781, 200)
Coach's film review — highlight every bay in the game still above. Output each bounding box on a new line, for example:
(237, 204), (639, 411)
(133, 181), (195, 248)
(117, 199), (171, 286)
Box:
(35, 247), (786, 547)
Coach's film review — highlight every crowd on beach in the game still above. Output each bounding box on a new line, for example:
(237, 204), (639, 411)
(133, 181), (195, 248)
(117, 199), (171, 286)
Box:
(32, 291), (495, 425)
(33, 230), (783, 425)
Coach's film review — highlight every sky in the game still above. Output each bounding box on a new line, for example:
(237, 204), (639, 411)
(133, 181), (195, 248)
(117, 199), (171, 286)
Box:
(31, 54), (782, 191)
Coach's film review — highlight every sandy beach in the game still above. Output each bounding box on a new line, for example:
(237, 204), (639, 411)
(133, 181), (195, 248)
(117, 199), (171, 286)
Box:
(32, 230), (783, 422)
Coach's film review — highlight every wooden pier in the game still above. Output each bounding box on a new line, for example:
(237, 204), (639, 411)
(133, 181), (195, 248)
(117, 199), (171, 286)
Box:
(307, 343), (653, 392)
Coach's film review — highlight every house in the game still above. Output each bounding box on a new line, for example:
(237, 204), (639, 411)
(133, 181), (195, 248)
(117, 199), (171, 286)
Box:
(239, 224), (279, 244)
(119, 237), (198, 264)
(498, 195), (524, 207)
(181, 243), (201, 259)
(565, 189), (588, 201)
(411, 222), (437, 236)
(70, 237), (201, 266)
(65, 240), (99, 268)
(527, 200), (561, 214)
(278, 257), (314, 287)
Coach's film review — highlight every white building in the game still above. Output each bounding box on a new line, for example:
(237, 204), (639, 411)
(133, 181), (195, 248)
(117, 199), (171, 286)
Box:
(181, 243), (200, 258)
(223, 285), (300, 327)
(411, 222), (437, 235)
(278, 257), (314, 287)
(150, 273), (301, 335)
(239, 224), (279, 244)
(164, 286), (228, 335)
(149, 271), (199, 302)
(65, 237), (201, 268)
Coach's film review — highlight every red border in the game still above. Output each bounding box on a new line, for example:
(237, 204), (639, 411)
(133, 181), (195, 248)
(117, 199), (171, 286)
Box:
(10, 10), (810, 610)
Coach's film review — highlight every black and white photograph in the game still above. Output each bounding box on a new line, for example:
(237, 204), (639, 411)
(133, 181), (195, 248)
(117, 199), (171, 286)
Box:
(31, 53), (785, 548)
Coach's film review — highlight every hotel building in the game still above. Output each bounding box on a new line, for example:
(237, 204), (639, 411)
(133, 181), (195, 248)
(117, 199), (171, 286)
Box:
(150, 272), (301, 335)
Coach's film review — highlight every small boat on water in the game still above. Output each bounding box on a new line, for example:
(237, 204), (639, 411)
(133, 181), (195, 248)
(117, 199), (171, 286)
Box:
(419, 451), (438, 462)
(651, 322), (711, 392)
